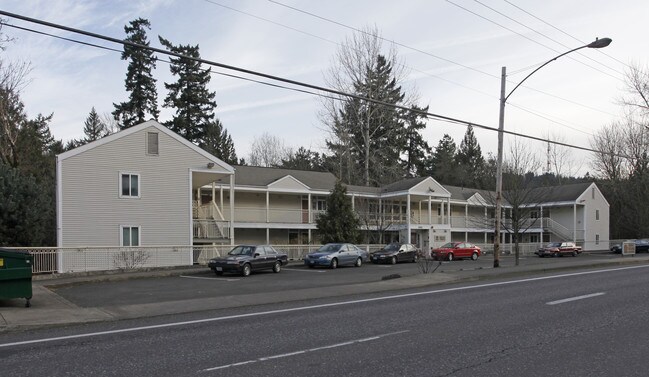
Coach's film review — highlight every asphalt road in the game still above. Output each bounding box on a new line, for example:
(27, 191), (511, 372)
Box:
(2, 263), (648, 376)
(49, 253), (620, 307)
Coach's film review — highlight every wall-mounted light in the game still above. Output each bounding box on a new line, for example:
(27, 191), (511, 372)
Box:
(207, 162), (215, 169)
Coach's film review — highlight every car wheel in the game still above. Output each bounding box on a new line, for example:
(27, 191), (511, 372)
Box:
(273, 261), (281, 273)
(412, 254), (418, 263)
(330, 258), (338, 269)
(572, 251), (577, 257)
(471, 252), (478, 261)
(355, 257), (362, 267)
(308, 265), (315, 269)
(241, 263), (251, 277)
(447, 253), (454, 261)
(214, 270), (223, 276)
(554, 252), (560, 258)
(390, 256), (397, 265)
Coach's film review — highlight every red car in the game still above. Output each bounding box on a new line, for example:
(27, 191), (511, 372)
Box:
(431, 242), (481, 261)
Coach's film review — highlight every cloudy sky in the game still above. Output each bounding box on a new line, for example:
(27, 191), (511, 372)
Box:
(1, 0), (647, 174)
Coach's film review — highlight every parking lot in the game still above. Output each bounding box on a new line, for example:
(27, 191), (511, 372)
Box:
(49, 252), (622, 308)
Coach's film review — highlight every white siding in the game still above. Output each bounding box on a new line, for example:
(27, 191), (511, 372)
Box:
(60, 126), (215, 247)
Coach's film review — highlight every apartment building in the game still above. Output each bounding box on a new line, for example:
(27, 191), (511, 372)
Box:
(57, 121), (609, 252)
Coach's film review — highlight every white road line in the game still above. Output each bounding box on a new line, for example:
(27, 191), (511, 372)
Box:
(179, 275), (239, 282)
(200, 330), (409, 372)
(282, 268), (327, 273)
(546, 292), (606, 305)
(2, 264), (647, 349)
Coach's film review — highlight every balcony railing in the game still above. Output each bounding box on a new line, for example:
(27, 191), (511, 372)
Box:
(193, 220), (230, 239)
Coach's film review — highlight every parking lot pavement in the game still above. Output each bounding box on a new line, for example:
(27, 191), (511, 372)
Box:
(1, 252), (648, 330)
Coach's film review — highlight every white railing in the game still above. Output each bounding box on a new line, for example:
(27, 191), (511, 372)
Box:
(8, 244), (387, 275)
(193, 219), (230, 239)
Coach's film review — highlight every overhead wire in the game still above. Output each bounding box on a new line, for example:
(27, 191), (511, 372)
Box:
(502, 0), (632, 71)
(446, 0), (622, 82)
(265, 0), (620, 119)
(0, 10), (632, 160)
(472, 0), (624, 77)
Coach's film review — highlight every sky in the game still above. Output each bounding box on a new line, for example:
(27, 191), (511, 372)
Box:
(1, 0), (648, 176)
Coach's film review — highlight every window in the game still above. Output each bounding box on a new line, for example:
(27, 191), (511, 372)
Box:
(147, 132), (159, 155)
(592, 187), (595, 199)
(596, 209), (600, 221)
(120, 173), (140, 198)
(121, 226), (140, 246)
(595, 234), (600, 245)
(265, 246), (277, 255)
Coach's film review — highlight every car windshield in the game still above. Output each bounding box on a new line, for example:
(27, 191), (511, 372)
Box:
(317, 244), (342, 253)
(383, 243), (400, 251)
(440, 242), (455, 248)
(545, 242), (561, 248)
(228, 246), (255, 256)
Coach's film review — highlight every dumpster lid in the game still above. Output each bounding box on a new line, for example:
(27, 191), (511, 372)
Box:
(0, 248), (32, 257)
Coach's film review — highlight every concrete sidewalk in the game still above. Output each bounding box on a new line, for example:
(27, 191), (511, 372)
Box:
(1, 254), (648, 331)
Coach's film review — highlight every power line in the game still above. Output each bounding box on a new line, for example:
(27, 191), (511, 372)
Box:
(0, 10), (632, 160)
(1, 22), (343, 103)
(502, 0), (632, 71)
(446, 0), (622, 82)
(266, 0), (620, 119)
(472, 0), (624, 77)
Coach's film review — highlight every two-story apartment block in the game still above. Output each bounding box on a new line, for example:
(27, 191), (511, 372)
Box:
(57, 121), (609, 255)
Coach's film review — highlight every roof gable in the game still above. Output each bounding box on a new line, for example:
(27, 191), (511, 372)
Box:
(268, 175), (310, 191)
(57, 120), (234, 174)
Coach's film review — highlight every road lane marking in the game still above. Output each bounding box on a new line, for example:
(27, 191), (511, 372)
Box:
(546, 292), (605, 305)
(200, 330), (409, 372)
(2, 264), (648, 349)
(179, 275), (239, 281)
(282, 268), (327, 273)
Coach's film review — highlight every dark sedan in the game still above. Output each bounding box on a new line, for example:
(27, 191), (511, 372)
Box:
(370, 243), (419, 264)
(610, 239), (649, 254)
(208, 245), (287, 277)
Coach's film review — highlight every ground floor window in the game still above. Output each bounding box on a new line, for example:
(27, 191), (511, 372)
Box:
(595, 234), (600, 245)
(121, 226), (140, 246)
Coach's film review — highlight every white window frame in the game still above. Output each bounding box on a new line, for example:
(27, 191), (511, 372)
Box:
(119, 171), (141, 198)
(120, 225), (141, 247)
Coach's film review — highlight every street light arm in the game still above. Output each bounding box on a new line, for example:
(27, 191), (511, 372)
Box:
(504, 38), (612, 102)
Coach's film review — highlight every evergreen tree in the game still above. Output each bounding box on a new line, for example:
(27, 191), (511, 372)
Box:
(402, 105), (431, 177)
(159, 36), (216, 144)
(430, 134), (459, 185)
(456, 125), (485, 187)
(328, 54), (407, 186)
(316, 181), (361, 243)
(280, 147), (325, 171)
(82, 107), (107, 144)
(199, 119), (238, 165)
(113, 18), (159, 130)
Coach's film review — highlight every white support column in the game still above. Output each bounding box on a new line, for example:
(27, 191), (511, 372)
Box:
(308, 193), (312, 223)
(428, 196), (432, 225)
(539, 205), (544, 244)
(447, 198), (451, 225)
(266, 228), (270, 244)
(406, 194), (411, 243)
(266, 191), (270, 223)
(573, 203), (577, 242)
(211, 183), (215, 205)
(465, 204), (468, 228)
(351, 194), (355, 211)
(196, 187), (201, 205)
(418, 201), (422, 224)
(229, 175), (235, 245)
(440, 201), (444, 224)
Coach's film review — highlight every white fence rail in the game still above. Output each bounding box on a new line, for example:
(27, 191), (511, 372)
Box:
(7, 244), (387, 275)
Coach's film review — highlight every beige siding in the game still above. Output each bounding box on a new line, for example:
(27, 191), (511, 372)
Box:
(268, 176), (309, 191)
(60, 126), (213, 247)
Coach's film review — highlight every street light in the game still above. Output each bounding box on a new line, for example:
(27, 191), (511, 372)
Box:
(493, 37), (612, 268)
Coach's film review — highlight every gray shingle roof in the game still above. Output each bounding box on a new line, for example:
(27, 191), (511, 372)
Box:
(231, 165), (337, 190)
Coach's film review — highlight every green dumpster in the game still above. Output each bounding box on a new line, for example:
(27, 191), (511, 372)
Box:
(0, 248), (33, 308)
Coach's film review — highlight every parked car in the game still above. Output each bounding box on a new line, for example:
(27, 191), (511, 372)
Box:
(304, 243), (368, 269)
(431, 242), (481, 261)
(535, 242), (582, 257)
(208, 245), (287, 276)
(371, 243), (419, 264)
(610, 239), (649, 254)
